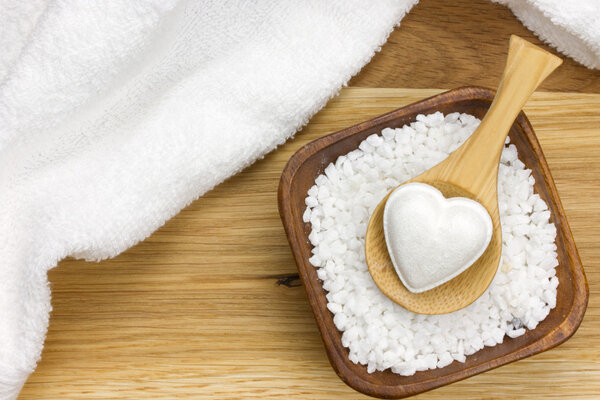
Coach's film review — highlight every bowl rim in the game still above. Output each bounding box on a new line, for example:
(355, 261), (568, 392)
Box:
(277, 86), (588, 398)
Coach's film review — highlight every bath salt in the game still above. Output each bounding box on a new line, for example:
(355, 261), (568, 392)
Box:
(383, 182), (493, 293)
(304, 111), (558, 375)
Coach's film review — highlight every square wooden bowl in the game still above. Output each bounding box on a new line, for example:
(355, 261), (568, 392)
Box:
(277, 87), (588, 398)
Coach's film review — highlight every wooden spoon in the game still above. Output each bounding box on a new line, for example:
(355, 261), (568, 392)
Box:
(365, 35), (562, 315)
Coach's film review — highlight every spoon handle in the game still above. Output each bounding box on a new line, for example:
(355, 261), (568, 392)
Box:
(440, 36), (562, 193)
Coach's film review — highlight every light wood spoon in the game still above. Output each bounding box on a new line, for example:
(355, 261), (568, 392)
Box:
(365, 35), (562, 315)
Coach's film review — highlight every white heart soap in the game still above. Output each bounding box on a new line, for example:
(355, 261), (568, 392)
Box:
(383, 182), (493, 293)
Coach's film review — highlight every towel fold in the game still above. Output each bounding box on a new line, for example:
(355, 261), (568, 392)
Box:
(0, 0), (597, 398)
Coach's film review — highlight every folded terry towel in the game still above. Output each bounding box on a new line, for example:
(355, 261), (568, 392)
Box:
(0, 1), (418, 397)
(494, 0), (600, 69)
(0, 0), (598, 398)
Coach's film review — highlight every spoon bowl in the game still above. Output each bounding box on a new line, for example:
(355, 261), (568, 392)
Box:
(365, 36), (562, 314)
(367, 180), (502, 314)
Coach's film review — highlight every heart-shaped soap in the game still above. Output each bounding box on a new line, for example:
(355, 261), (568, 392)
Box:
(383, 182), (493, 293)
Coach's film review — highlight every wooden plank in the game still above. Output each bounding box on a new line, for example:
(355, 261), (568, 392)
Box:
(20, 89), (600, 399)
(349, 0), (600, 93)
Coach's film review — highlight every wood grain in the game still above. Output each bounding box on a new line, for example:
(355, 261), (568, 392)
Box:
(19, 88), (600, 399)
(349, 0), (600, 92)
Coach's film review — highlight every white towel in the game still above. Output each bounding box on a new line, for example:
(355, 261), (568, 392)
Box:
(0, 1), (597, 398)
(0, 1), (419, 397)
(493, 0), (600, 69)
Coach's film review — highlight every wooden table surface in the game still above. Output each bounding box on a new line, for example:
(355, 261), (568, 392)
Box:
(20, 0), (600, 398)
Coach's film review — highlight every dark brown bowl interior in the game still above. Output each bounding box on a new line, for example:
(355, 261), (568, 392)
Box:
(277, 87), (588, 398)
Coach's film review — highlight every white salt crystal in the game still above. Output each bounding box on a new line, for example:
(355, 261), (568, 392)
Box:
(325, 164), (340, 183)
(445, 112), (460, 123)
(322, 217), (334, 230)
(315, 175), (329, 187)
(317, 268), (327, 281)
(359, 141), (375, 153)
(334, 313), (348, 331)
(413, 121), (428, 134)
(305, 196), (318, 208)
(428, 111), (445, 126)
(367, 134), (384, 147)
(437, 352), (454, 368)
(347, 149), (363, 161)
(507, 328), (526, 338)
(382, 128), (396, 141)
(342, 161), (354, 177)
(327, 302), (343, 314)
(302, 208), (311, 223)
(532, 210), (551, 225)
(308, 230), (320, 245)
(308, 254), (322, 267)
(310, 215), (321, 231)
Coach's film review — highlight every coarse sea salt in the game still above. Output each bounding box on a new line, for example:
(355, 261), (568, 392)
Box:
(304, 112), (559, 375)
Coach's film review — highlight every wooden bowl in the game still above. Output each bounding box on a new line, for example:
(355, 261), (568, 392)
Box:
(277, 86), (588, 398)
